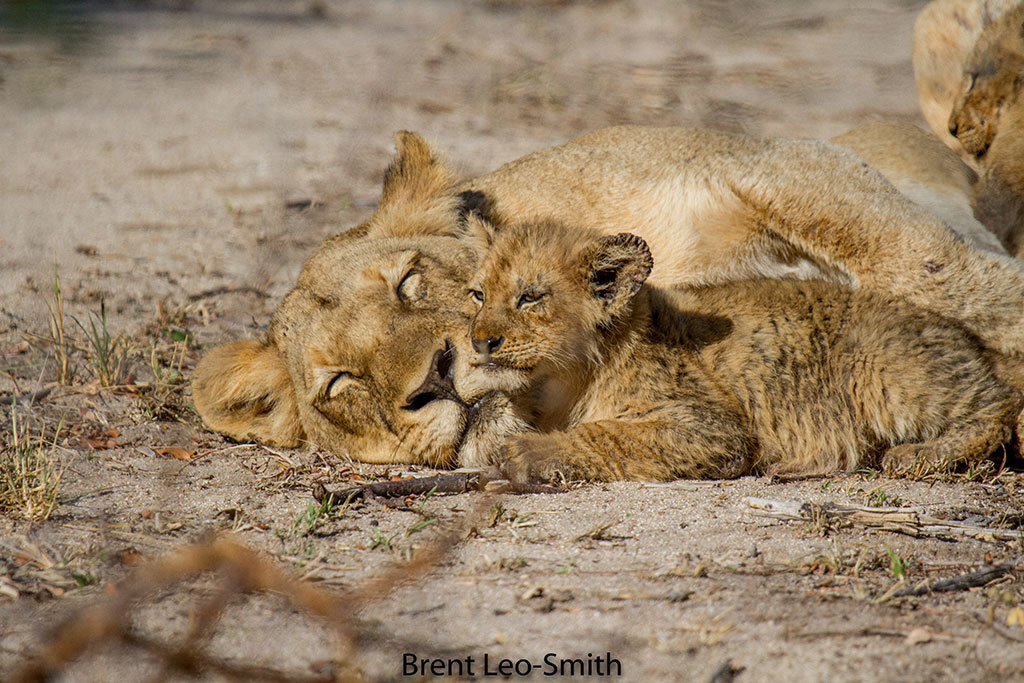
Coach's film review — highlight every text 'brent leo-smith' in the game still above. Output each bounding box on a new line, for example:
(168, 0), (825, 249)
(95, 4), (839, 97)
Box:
(402, 652), (622, 677)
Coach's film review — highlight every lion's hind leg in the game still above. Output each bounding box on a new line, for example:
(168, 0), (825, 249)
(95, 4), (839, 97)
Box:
(881, 383), (1022, 478)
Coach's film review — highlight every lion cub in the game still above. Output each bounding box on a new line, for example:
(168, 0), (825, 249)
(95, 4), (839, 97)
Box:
(462, 217), (1022, 482)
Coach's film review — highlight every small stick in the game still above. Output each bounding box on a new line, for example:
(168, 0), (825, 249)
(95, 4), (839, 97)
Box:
(0, 386), (53, 406)
(312, 469), (561, 504)
(186, 285), (269, 302)
(890, 565), (1016, 598)
(743, 497), (1024, 543)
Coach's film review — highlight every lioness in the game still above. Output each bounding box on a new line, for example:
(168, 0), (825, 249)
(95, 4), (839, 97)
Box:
(914, 0), (1024, 255)
(459, 218), (1023, 482)
(913, 0), (1021, 158)
(194, 125), (1024, 467)
(948, 3), (1024, 255)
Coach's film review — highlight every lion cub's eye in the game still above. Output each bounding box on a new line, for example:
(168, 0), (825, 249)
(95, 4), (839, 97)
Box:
(397, 270), (425, 303)
(468, 288), (484, 306)
(517, 292), (547, 309)
(325, 371), (361, 399)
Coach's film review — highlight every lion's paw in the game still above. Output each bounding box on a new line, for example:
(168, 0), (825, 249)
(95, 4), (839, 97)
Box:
(881, 443), (942, 478)
(499, 436), (572, 485)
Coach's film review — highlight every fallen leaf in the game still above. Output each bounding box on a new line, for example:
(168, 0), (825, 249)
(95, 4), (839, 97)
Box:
(153, 447), (194, 461)
(86, 427), (121, 449)
(904, 627), (934, 645)
(112, 381), (140, 396)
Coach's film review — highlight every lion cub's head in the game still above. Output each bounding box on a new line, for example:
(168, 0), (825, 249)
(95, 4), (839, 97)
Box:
(460, 217), (653, 393)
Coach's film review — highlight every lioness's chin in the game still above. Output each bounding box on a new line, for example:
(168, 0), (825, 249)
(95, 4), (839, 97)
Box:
(457, 392), (531, 468)
(348, 399), (468, 466)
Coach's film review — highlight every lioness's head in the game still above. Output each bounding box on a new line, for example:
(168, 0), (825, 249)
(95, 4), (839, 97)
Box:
(461, 218), (653, 391)
(948, 4), (1024, 157)
(193, 131), (516, 466)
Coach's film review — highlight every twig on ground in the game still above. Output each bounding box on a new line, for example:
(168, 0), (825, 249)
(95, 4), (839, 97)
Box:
(791, 627), (907, 639)
(0, 386), (53, 407)
(186, 285), (269, 302)
(743, 497), (1024, 542)
(768, 473), (831, 484)
(573, 518), (622, 542)
(890, 565), (1017, 598)
(312, 468), (561, 505)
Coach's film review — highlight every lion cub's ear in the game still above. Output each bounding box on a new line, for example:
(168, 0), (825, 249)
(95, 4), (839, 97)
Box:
(581, 232), (654, 318)
(456, 213), (499, 255)
(368, 131), (464, 238)
(192, 340), (304, 447)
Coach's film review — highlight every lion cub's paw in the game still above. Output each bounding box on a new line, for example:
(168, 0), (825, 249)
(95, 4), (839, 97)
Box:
(499, 436), (574, 485)
(880, 443), (946, 479)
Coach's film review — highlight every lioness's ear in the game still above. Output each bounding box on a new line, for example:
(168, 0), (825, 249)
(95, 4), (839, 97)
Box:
(456, 213), (499, 255)
(368, 131), (464, 238)
(582, 233), (653, 317)
(192, 340), (304, 447)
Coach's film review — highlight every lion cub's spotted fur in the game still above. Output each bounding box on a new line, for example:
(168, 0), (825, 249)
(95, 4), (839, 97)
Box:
(464, 218), (1023, 482)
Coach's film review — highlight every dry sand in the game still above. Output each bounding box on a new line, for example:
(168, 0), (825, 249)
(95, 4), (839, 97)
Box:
(1, 1), (1023, 681)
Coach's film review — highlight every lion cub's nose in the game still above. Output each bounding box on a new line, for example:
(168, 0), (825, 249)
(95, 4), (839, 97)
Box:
(472, 336), (504, 355)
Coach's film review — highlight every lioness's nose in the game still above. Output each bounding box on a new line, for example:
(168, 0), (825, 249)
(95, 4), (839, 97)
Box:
(472, 336), (504, 354)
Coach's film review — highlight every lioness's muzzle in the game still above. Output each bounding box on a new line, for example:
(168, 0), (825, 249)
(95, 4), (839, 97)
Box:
(403, 340), (464, 410)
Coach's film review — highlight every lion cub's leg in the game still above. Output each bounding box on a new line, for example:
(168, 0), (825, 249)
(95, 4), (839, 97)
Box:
(880, 388), (1021, 477)
(501, 404), (755, 484)
(866, 339), (1024, 477)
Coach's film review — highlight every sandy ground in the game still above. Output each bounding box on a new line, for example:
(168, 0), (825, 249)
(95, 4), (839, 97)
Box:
(1, 1), (1024, 681)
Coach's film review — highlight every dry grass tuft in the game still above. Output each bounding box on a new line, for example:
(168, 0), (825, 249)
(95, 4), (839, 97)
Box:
(46, 269), (74, 386)
(0, 405), (64, 521)
(73, 299), (132, 388)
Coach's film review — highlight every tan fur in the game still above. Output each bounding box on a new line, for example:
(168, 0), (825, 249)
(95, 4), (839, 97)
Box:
(913, 0), (1021, 158)
(461, 126), (1024, 357)
(194, 126), (1024, 466)
(915, 1), (1024, 255)
(461, 220), (1022, 482)
(192, 340), (304, 447)
(831, 121), (1005, 255)
(949, 4), (1024, 254)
